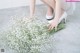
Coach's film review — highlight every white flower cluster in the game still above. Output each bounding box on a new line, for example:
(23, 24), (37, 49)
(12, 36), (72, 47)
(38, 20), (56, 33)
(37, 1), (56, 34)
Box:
(5, 17), (65, 53)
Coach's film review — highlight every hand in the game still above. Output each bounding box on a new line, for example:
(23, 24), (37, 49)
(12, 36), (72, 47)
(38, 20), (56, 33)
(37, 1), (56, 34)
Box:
(48, 19), (59, 31)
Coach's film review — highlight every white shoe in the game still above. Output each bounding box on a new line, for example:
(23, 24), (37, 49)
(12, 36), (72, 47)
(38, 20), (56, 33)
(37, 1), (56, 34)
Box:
(58, 12), (67, 24)
(48, 12), (67, 24)
(46, 15), (53, 20)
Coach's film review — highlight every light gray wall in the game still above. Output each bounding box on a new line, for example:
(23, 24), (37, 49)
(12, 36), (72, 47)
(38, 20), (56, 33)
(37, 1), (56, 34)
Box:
(0, 0), (43, 9)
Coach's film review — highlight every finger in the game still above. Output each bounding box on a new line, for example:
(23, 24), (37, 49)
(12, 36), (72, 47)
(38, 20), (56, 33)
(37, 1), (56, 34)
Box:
(50, 24), (55, 30)
(50, 26), (55, 31)
(48, 24), (51, 28)
(54, 25), (58, 31)
(48, 26), (52, 31)
(48, 24), (51, 30)
(55, 27), (57, 31)
(48, 24), (55, 31)
(48, 25), (53, 31)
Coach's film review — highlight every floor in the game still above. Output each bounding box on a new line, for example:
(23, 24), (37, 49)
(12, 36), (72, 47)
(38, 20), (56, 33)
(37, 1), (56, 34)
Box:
(0, 3), (80, 53)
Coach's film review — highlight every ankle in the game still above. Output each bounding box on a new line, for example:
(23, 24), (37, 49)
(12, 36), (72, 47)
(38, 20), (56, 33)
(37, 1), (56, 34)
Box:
(46, 10), (53, 16)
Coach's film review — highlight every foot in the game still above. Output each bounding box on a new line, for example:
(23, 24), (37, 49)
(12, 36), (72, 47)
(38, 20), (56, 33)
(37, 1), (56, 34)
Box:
(48, 11), (67, 24)
(46, 8), (54, 20)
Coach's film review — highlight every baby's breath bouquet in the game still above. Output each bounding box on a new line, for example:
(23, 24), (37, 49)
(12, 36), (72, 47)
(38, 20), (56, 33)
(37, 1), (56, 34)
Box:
(5, 17), (65, 53)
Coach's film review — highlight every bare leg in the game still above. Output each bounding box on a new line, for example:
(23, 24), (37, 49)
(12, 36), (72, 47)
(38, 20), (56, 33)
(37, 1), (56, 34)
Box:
(30, 0), (36, 17)
(46, 7), (53, 16)
(41, 0), (55, 10)
(54, 0), (62, 20)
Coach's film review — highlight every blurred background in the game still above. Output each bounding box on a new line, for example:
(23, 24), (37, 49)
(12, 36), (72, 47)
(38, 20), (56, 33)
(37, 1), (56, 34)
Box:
(0, 0), (43, 9)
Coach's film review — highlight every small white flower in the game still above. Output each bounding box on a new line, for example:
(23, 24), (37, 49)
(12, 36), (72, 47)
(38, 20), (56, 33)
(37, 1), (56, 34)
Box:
(3, 17), (65, 53)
